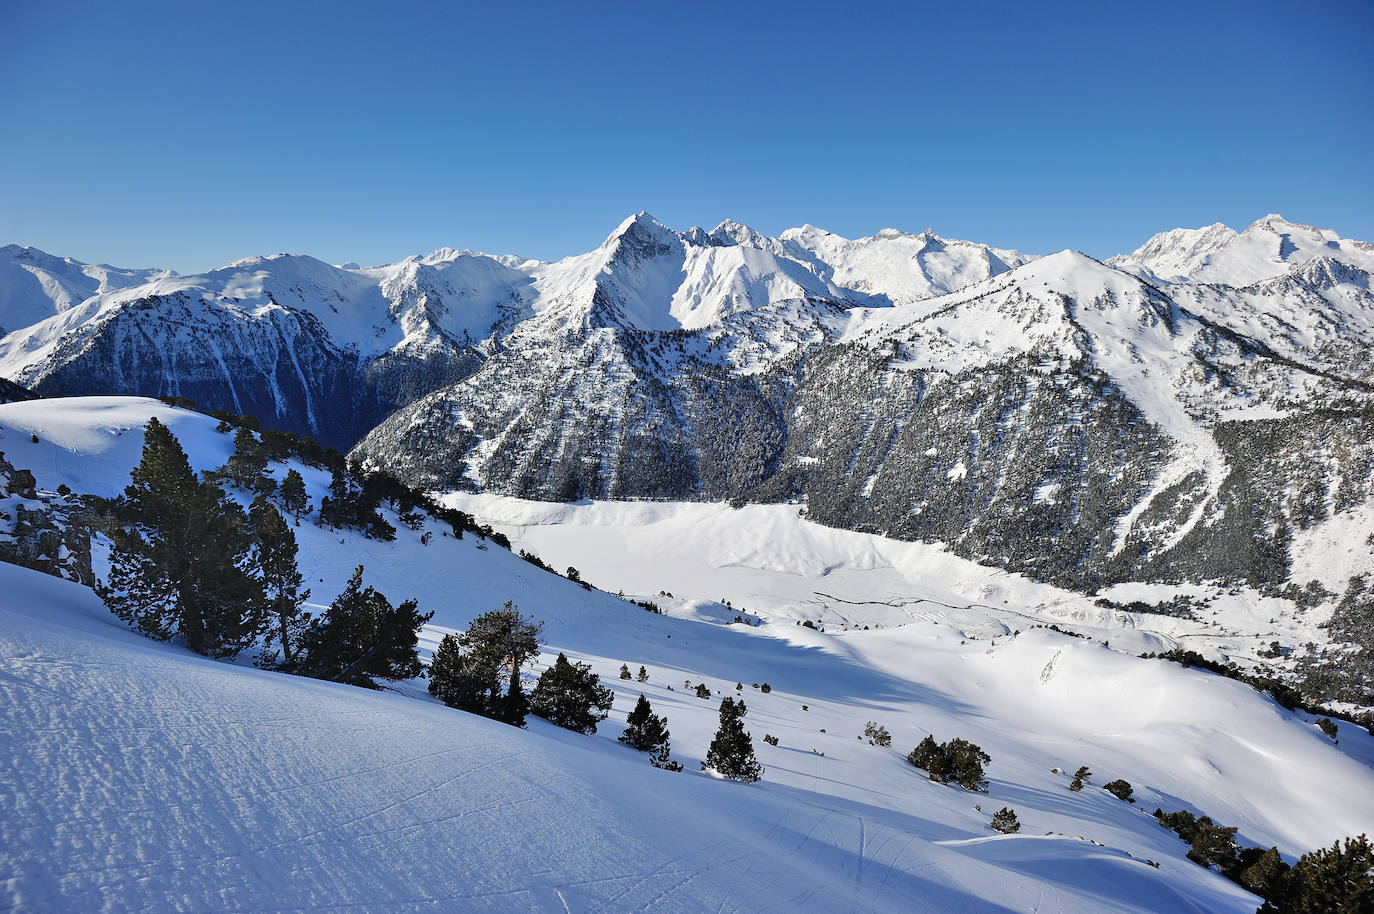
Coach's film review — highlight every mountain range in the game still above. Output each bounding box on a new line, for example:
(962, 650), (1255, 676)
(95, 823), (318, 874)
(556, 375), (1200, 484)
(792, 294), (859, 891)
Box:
(2, 213), (1371, 595)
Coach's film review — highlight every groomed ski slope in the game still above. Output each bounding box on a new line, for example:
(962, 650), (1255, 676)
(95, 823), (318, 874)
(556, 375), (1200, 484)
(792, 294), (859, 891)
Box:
(2, 397), (1372, 912)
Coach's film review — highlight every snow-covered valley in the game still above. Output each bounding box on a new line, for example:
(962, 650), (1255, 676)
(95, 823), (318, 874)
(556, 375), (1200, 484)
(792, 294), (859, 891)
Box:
(2, 397), (1372, 912)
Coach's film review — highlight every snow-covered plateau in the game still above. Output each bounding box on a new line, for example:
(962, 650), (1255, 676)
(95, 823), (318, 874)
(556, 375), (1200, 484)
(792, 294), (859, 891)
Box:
(1, 396), (1372, 912)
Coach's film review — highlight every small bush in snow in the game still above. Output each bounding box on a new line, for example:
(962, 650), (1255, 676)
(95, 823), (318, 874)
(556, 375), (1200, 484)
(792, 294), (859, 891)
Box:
(907, 736), (990, 791)
(863, 722), (892, 746)
(1103, 779), (1134, 802)
(990, 807), (1020, 834)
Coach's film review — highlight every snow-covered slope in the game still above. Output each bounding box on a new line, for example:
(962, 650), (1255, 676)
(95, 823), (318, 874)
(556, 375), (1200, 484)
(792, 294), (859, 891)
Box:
(1110, 215), (1374, 287)
(3, 396), (1373, 912)
(781, 224), (1033, 307)
(0, 244), (169, 334)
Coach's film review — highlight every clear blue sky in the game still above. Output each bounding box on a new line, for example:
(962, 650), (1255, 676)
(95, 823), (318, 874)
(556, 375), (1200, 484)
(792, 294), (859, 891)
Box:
(3, 0), (1371, 273)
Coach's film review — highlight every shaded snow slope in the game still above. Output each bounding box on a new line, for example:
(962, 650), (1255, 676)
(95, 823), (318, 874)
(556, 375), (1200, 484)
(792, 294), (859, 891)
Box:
(0, 563), (1255, 914)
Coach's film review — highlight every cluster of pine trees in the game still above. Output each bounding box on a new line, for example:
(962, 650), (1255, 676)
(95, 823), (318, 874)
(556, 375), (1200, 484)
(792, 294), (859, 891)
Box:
(98, 418), (429, 688)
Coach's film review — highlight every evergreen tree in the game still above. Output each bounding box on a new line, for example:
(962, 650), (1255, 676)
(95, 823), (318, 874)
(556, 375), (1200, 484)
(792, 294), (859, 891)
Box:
(318, 467), (357, 530)
(296, 566), (431, 688)
(530, 652), (614, 733)
(637, 665), (649, 682)
(1069, 765), (1091, 791)
(1234, 846), (1290, 901)
(990, 807), (1021, 834)
(98, 417), (268, 658)
(1263, 834), (1373, 913)
(619, 694), (670, 754)
(223, 427), (273, 492)
(428, 632), (501, 715)
(278, 468), (310, 521)
(907, 735), (990, 791)
(1103, 779), (1134, 802)
(619, 663), (632, 680)
(705, 696), (762, 782)
(428, 603), (542, 725)
(249, 496), (311, 668)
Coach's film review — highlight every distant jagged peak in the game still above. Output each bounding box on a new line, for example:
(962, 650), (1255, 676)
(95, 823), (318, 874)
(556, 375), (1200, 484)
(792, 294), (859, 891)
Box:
(707, 219), (774, 249)
(1113, 215), (1374, 286)
(601, 211), (678, 250)
(1242, 213), (1333, 238)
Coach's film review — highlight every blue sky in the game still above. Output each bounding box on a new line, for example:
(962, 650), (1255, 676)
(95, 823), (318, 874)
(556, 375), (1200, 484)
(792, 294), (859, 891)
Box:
(3, 0), (1371, 273)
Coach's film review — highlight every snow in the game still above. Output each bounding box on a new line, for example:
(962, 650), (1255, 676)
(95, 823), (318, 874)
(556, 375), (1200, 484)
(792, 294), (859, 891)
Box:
(0, 244), (169, 334)
(1111, 215), (1374, 287)
(6, 396), (1373, 911)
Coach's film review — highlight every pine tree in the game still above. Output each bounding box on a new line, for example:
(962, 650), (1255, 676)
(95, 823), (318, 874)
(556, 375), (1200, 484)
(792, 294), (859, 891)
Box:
(990, 807), (1021, 834)
(224, 427), (272, 492)
(1103, 779), (1134, 802)
(705, 696), (762, 782)
(296, 566), (431, 688)
(428, 631), (502, 715)
(318, 467), (357, 530)
(1069, 765), (1091, 791)
(278, 468), (310, 521)
(619, 663), (632, 680)
(249, 496), (310, 668)
(531, 652), (614, 733)
(459, 603), (543, 725)
(98, 417), (268, 658)
(637, 665), (649, 682)
(619, 694), (670, 754)
(1263, 834), (1373, 912)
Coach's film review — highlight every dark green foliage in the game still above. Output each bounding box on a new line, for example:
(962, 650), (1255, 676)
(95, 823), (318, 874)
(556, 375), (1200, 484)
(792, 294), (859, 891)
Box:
(695, 683), (711, 699)
(637, 665), (649, 682)
(317, 466), (396, 540)
(863, 721), (892, 746)
(1069, 765), (1091, 791)
(763, 734), (779, 746)
(1153, 809), (1239, 871)
(650, 744), (683, 772)
(249, 497), (310, 668)
(760, 682), (771, 693)
(619, 663), (631, 680)
(296, 566), (431, 688)
(1316, 717), (1339, 741)
(1103, 779), (1135, 802)
(990, 807), (1020, 834)
(619, 694), (670, 755)
(1261, 834), (1374, 913)
(907, 735), (990, 791)
(530, 652), (614, 734)
(278, 469), (310, 521)
(1234, 846), (1290, 902)
(705, 696), (762, 782)
(221, 427), (274, 493)
(427, 632), (491, 713)
(428, 602), (543, 725)
(98, 418), (268, 658)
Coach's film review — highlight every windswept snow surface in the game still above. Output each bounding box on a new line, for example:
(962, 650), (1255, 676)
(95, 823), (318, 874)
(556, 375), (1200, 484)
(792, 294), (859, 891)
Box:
(3, 397), (1373, 912)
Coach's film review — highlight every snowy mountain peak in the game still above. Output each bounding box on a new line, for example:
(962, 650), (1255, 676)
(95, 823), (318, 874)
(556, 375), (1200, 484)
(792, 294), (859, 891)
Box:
(1112, 215), (1374, 287)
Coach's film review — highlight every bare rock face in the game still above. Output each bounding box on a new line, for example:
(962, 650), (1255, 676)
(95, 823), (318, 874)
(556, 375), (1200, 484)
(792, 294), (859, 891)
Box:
(0, 451), (93, 584)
